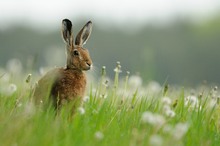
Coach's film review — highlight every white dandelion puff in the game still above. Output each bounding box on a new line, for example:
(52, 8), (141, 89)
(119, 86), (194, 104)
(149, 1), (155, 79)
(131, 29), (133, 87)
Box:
(83, 96), (90, 102)
(128, 75), (143, 88)
(173, 122), (189, 140)
(94, 131), (104, 140)
(163, 124), (173, 134)
(165, 109), (176, 118)
(77, 107), (85, 115)
(141, 111), (165, 126)
(185, 95), (198, 107)
(147, 81), (162, 93)
(163, 104), (171, 111)
(149, 134), (163, 146)
(4, 83), (17, 96)
(161, 96), (172, 105)
(6, 58), (23, 75)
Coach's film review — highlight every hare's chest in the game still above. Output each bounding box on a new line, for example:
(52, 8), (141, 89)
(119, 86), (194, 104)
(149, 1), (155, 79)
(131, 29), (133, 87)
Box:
(52, 72), (86, 100)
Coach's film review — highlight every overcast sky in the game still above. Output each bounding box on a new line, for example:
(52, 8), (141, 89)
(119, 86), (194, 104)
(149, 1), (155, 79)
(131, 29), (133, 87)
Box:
(0, 0), (220, 30)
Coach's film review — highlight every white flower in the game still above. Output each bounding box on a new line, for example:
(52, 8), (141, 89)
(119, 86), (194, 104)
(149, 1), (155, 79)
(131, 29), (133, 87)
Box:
(4, 83), (17, 96)
(185, 95), (202, 111)
(128, 75), (143, 88)
(77, 107), (85, 115)
(163, 104), (171, 111)
(141, 111), (154, 123)
(161, 97), (172, 105)
(149, 134), (163, 146)
(83, 96), (90, 102)
(147, 81), (161, 93)
(94, 131), (104, 140)
(165, 109), (176, 118)
(141, 111), (165, 126)
(173, 123), (189, 140)
(6, 58), (23, 75)
(185, 95), (198, 107)
(163, 124), (173, 134)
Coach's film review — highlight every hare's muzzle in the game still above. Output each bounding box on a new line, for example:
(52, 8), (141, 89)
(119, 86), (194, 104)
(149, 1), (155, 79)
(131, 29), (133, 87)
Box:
(85, 62), (92, 70)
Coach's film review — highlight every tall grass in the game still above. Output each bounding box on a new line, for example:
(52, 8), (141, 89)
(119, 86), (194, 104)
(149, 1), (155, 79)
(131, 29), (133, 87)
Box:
(0, 65), (220, 146)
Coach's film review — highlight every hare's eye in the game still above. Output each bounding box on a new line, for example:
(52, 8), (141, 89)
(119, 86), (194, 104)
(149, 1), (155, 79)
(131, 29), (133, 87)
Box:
(73, 50), (79, 56)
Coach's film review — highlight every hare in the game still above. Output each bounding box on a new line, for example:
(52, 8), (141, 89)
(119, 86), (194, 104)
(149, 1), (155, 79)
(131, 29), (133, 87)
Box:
(33, 19), (93, 110)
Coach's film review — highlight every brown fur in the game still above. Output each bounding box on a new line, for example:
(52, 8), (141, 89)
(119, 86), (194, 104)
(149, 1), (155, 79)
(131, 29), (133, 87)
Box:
(33, 19), (93, 110)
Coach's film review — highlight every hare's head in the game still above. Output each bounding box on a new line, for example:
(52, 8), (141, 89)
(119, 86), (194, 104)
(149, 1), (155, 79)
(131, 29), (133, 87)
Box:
(62, 19), (93, 71)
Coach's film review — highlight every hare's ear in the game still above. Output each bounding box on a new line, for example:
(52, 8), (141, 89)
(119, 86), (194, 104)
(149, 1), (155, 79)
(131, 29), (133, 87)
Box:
(75, 21), (92, 46)
(62, 19), (74, 46)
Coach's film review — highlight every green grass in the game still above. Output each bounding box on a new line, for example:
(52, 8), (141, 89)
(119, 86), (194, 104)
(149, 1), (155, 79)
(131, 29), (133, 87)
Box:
(0, 70), (220, 146)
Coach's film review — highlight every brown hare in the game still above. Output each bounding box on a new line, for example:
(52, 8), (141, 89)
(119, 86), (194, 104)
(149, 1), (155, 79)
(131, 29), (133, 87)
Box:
(33, 19), (93, 110)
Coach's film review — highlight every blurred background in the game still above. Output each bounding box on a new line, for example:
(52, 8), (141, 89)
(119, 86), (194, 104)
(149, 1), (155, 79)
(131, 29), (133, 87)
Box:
(0, 0), (220, 85)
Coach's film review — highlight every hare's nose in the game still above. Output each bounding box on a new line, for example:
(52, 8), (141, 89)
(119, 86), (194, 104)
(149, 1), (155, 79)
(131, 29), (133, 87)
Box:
(86, 62), (91, 67)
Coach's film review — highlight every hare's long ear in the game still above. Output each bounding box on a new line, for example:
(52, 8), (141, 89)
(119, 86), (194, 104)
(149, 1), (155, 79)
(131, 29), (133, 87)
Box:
(75, 21), (92, 46)
(62, 19), (74, 46)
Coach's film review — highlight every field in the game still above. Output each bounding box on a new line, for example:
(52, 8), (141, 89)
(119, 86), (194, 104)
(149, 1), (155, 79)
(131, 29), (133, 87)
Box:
(0, 63), (220, 146)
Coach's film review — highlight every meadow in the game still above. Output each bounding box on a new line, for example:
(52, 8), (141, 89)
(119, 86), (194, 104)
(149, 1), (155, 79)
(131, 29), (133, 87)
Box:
(0, 62), (220, 146)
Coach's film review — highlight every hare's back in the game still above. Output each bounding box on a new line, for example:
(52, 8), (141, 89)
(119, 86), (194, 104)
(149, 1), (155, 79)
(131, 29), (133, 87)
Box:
(33, 68), (61, 103)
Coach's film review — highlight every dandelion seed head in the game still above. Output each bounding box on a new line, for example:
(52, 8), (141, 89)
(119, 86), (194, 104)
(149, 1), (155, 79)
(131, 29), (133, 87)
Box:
(163, 124), (173, 134)
(141, 111), (165, 126)
(165, 109), (176, 118)
(173, 122), (189, 140)
(94, 131), (104, 140)
(185, 95), (198, 107)
(163, 104), (171, 111)
(6, 58), (23, 75)
(78, 107), (85, 115)
(128, 75), (143, 88)
(161, 96), (172, 105)
(147, 81), (161, 93)
(149, 134), (163, 146)
(83, 96), (90, 102)
(4, 83), (17, 96)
